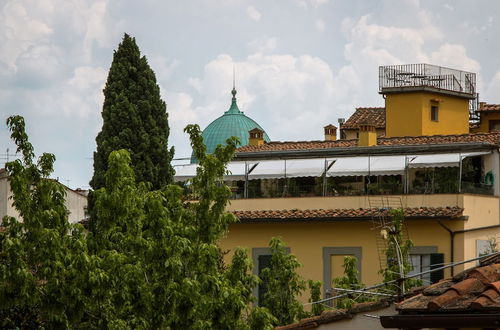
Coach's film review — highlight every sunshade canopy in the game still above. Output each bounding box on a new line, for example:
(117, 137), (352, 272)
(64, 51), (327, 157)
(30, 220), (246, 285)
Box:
(173, 152), (490, 182)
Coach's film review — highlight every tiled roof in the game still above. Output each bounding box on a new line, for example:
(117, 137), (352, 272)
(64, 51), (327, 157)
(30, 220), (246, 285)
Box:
(341, 107), (385, 129)
(233, 207), (464, 222)
(277, 299), (391, 330)
(396, 261), (500, 313)
(477, 104), (500, 112)
(236, 132), (500, 153)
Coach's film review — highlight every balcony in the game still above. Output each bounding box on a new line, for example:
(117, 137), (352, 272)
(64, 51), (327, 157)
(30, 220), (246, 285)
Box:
(225, 170), (493, 200)
(176, 152), (495, 200)
(379, 64), (476, 99)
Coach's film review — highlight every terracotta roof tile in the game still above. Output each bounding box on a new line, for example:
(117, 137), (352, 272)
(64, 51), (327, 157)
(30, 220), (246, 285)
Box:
(236, 132), (500, 153)
(398, 256), (500, 313)
(232, 207), (464, 222)
(341, 107), (386, 129)
(477, 103), (500, 112)
(277, 300), (390, 330)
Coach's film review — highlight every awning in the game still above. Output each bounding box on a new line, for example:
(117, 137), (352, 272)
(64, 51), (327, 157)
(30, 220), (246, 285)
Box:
(284, 158), (328, 178)
(173, 162), (249, 182)
(248, 160), (285, 180)
(408, 152), (491, 168)
(173, 164), (198, 182)
(173, 152), (491, 182)
(328, 155), (406, 177)
(225, 162), (248, 181)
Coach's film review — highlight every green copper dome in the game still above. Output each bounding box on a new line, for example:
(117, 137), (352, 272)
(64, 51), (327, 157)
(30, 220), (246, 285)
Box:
(193, 88), (270, 162)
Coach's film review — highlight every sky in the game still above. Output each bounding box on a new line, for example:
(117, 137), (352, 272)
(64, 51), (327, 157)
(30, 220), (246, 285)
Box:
(1, 0), (500, 189)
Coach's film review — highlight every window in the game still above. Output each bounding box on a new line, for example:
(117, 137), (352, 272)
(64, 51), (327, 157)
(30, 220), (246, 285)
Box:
(430, 104), (439, 122)
(323, 247), (362, 297)
(489, 120), (500, 132)
(252, 247), (290, 306)
(409, 246), (444, 285)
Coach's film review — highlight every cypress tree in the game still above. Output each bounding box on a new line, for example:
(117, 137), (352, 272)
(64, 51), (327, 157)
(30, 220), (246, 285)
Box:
(90, 33), (174, 192)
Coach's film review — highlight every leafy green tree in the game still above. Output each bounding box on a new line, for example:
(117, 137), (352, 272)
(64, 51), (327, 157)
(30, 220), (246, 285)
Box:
(379, 209), (421, 294)
(0, 116), (92, 328)
(1, 117), (275, 329)
(308, 280), (325, 316)
(90, 33), (174, 193)
(261, 237), (306, 326)
(331, 256), (372, 309)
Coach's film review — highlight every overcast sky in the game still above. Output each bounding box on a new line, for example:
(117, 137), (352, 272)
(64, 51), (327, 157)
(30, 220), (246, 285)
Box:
(1, 0), (499, 188)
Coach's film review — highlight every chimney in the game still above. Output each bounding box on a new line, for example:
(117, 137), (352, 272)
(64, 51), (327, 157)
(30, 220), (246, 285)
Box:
(249, 128), (265, 146)
(479, 102), (486, 110)
(357, 121), (377, 147)
(324, 124), (337, 141)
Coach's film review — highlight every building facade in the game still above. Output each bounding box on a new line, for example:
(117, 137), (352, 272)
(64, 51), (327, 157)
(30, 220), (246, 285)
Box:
(176, 63), (500, 304)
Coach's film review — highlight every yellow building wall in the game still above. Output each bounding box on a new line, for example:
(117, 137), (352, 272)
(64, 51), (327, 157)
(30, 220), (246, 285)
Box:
(221, 194), (500, 300)
(477, 112), (500, 133)
(343, 129), (384, 140)
(385, 92), (469, 137)
(220, 220), (453, 303)
(227, 194), (465, 212)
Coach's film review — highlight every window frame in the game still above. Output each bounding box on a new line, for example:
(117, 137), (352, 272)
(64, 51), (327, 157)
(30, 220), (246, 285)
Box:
(409, 246), (439, 285)
(430, 103), (439, 122)
(322, 247), (362, 297)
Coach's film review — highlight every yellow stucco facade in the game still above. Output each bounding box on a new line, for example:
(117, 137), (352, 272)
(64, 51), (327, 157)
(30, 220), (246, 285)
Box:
(385, 92), (470, 137)
(219, 194), (500, 302)
(475, 112), (500, 133)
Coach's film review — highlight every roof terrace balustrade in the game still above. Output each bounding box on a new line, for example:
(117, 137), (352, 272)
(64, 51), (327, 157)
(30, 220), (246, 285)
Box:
(379, 64), (476, 98)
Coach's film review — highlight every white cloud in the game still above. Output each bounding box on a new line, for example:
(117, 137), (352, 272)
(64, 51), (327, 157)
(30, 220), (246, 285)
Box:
(430, 44), (480, 73)
(315, 19), (325, 32)
(175, 52), (338, 147)
(296, 0), (330, 8)
(246, 6), (261, 21)
(247, 37), (277, 53)
(484, 70), (500, 103)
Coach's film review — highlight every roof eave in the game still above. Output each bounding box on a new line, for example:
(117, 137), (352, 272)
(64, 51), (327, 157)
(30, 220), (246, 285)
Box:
(235, 142), (496, 160)
(236, 216), (466, 223)
(380, 313), (500, 329)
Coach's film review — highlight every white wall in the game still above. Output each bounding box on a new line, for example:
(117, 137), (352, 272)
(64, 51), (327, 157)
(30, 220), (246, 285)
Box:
(0, 177), (87, 224)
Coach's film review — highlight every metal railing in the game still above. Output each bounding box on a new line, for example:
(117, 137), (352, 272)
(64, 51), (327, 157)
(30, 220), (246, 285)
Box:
(225, 179), (493, 199)
(379, 64), (476, 96)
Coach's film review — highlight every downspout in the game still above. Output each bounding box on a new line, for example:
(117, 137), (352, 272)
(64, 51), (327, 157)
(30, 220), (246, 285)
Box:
(438, 221), (455, 276)
(438, 221), (500, 276)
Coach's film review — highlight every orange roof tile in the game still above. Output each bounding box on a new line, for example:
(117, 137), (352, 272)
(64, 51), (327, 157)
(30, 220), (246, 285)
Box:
(232, 207), (464, 222)
(341, 107), (385, 129)
(236, 132), (500, 153)
(477, 104), (500, 112)
(397, 259), (500, 312)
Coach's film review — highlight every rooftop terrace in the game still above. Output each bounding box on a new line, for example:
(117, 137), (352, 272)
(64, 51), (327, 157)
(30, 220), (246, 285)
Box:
(379, 64), (476, 98)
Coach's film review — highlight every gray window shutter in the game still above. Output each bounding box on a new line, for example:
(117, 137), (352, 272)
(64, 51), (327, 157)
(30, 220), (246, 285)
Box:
(430, 253), (444, 284)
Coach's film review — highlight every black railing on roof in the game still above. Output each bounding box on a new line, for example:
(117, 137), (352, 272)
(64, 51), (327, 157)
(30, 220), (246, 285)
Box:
(379, 64), (476, 97)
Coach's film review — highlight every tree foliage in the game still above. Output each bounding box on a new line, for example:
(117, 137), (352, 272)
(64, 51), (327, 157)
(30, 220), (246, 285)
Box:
(1, 117), (275, 329)
(90, 33), (174, 192)
(379, 209), (421, 294)
(308, 280), (325, 316)
(260, 237), (306, 326)
(331, 256), (372, 309)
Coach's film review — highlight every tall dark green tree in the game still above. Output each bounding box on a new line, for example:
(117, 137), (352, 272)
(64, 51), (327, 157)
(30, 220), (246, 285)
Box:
(90, 33), (174, 192)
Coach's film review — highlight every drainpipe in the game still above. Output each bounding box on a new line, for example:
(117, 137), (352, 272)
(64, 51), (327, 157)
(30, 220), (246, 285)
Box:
(438, 221), (500, 276)
(438, 221), (455, 276)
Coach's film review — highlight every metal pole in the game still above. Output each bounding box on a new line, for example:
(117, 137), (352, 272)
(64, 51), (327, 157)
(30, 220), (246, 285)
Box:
(244, 161), (248, 198)
(322, 159), (327, 196)
(458, 153), (463, 193)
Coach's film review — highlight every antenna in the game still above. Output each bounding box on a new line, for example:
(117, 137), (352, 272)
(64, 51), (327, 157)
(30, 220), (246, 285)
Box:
(233, 64), (236, 90)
